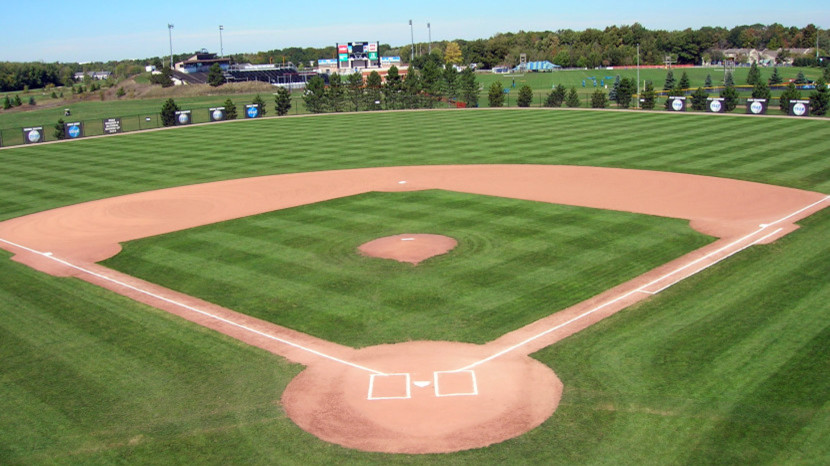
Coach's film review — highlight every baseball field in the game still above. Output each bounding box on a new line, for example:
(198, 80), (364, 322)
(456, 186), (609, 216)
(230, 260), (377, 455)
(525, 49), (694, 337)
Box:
(1, 109), (828, 463)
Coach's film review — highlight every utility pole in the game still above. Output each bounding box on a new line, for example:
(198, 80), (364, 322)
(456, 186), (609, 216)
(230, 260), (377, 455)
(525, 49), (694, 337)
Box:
(427, 22), (432, 54)
(219, 25), (224, 57)
(409, 20), (414, 63)
(168, 23), (174, 69)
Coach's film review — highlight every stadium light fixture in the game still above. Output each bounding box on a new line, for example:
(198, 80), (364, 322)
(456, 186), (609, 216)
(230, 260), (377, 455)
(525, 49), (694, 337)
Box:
(219, 25), (224, 58)
(409, 20), (414, 62)
(427, 22), (431, 54)
(168, 24), (174, 69)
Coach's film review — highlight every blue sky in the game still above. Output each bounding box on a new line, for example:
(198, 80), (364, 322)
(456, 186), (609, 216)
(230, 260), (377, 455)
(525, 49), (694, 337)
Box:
(3, 1), (828, 62)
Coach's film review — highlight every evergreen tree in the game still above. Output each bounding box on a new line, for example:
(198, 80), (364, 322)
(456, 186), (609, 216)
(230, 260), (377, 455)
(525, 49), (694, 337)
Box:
(809, 77), (829, 116)
(365, 71), (383, 110)
(303, 76), (327, 113)
(325, 73), (345, 112)
(751, 80), (771, 101)
(207, 63), (224, 87)
(3, 95), (11, 109)
(54, 118), (66, 139)
(274, 87), (292, 116)
(720, 84), (739, 112)
(420, 61), (442, 107)
(663, 70), (675, 90)
(609, 75), (621, 102)
(13, 95), (22, 106)
(441, 65), (459, 104)
(384, 66), (404, 109)
(346, 73), (364, 111)
(616, 77), (636, 109)
(545, 84), (567, 107)
(690, 87), (708, 111)
(641, 81), (656, 109)
(794, 71), (807, 84)
(768, 66), (783, 85)
(252, 94), (266, 116)
(28, 96), (36, 106)
(402, 71), (421, 108)
(705, 74), (713, 88)
(459, 67), (478, 107)
(778, 82), (801, 113)
(678, 71), (690, 90)
(566, 87), (580, 108)
(517, 84), (533, 107)
(746, 62), (761, 85)
(724, 71), (734, 86)
(488, 81), (505, 107)
(223, 98), (237, 119)
(824, 66), (830, 82)
(160, 98), (179, 126)
(591, 88), (607, 108)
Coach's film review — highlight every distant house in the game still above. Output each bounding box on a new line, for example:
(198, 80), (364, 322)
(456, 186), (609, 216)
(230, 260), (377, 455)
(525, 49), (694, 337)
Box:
(73, 71), (112, 81)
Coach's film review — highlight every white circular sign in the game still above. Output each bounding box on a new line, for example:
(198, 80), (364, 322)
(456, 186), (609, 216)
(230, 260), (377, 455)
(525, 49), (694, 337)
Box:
(672, 99), (683, 111)
(793, 102), (806, 116)
(212, 110), (224, 120)
(27, 130), (41, 143)
(178, 113), (189, 124)
(750, 101), (764, 114)
(709, 100), (722, 112)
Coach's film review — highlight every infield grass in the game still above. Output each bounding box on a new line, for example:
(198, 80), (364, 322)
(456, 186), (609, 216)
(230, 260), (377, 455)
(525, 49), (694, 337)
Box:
(1, 109), (828, 464)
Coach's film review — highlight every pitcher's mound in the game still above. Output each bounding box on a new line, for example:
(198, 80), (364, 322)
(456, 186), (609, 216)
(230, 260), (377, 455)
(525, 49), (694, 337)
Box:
(358, 234), (457, 265)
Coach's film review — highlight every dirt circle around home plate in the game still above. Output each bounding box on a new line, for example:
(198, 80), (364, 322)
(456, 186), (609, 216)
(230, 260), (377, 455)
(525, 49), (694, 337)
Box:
(281, 340), (563, 454)
(357, 234), (458, 265)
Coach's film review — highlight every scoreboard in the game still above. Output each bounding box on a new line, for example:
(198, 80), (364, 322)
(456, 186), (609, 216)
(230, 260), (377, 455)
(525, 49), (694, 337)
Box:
(337, 42), (380, 69)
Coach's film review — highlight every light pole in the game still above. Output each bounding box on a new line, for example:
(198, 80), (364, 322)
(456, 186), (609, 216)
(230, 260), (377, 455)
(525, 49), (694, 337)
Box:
(427, 22), (431, 54)
(637, 43), (640, 108)
(409, 20), (414, 63)
(219, 25), (224, 57)
(168, 23), (174, 69)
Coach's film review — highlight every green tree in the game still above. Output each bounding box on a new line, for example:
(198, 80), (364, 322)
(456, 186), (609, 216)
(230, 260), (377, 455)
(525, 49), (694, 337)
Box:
(420, 61), (442, 107)
(346, 73), (364, 111)
(768, 66), (783, 85)
(566, 87), (580, 108)
(704, 74), (713, 87)
(663, 69), (675, 90)
(53, 118), (65, 140)
(545, 84), (566, 107)
(441, 65), (459, 105)
(794, 71), (807, 84)
(678, 71), (690, 90)
(28, 96), (35, 106)
(116, 87), (126, 98)
(778, 82), (801, 113)
(384, 66), (404, 109)
(160, 98), (179, 126)
(252, 94), (266, 116)
(303, 76), (327, 113)
(459, 67), (478, 107)
(3, 95), (10, 110)
(325, 73), (345, 112)
(488, 81), (505, 107)
(274, 87), (292, 116)
(809, 76), (828, 116)
(590, 88), (607, 108)
(641, 81), (656, 109)
(609, 75), (621, 102)
(517, 84), (533, 107)
(207, 63), (224, 87)
(746, 61), (761, 85)
(724, 71), (734, 86)
(690, 87), (708, 111)
(751, 80), (771, 101)
(616, 77), (636, 109)
(13, 94), (22, 106)
(720, 84), (739, 112)
(224, 98), (237, 119)
(402, 71), (422, 108)
(150, 67), (174, 87)
(365, 71), (383, 110)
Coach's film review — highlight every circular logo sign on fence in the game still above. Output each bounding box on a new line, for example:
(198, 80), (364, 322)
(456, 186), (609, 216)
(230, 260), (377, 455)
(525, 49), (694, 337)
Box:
(27, 130), (41, 143)
(750, 101), (764, 114)
(178, 113), (190, 124)
(247, 106), (259, 118)
(212, 109), (224, 121)
(672, 99), (684, 111)
(793, 102), (806, 116)
(68, 125), (81, 138)
(709, 100), (722, 112)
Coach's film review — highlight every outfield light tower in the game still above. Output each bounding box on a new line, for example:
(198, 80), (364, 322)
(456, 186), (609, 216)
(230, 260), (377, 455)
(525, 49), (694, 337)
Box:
(409, 19), (414, 63)
(219, 25), (224, 57)
(637, 43), (640, 108)
(427, 22), (432, 54)
(168, 23), (174, 69)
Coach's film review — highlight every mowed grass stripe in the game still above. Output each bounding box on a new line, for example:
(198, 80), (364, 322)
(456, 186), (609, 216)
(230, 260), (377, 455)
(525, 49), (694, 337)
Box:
(103, 190), (712, 347)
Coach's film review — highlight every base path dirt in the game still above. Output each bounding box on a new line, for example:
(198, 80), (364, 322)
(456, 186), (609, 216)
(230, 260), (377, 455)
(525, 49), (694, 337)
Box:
(0, 165), (827, 454)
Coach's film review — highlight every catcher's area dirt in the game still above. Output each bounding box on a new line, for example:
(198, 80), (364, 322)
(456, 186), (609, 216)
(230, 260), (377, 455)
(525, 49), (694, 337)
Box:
(0, 165), (827, 454)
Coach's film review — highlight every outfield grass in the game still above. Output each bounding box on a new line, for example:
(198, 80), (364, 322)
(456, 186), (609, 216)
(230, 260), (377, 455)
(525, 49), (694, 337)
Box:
(0, 109), (828, 463)
(103, 190), (712, 347)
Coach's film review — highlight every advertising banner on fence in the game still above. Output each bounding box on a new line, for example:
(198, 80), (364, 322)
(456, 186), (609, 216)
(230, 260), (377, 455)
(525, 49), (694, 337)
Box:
(746, 98), (768, 115)
(706, 97), (726, 113)
(102, 118), (122, 134)
(245, 104), (260, 119)
(23, 127), (44, 144)
(788, 100), (810, 117)
(209, 107), (226, 122)
(65, 121), (84, 139)
(175, 110), (192, 125)
(667, 96), (686, 112)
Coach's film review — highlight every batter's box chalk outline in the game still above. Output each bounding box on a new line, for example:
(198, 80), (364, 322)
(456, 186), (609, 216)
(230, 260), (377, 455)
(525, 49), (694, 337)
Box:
(434, 370), (479, 397)
(367, 373), (411, 400)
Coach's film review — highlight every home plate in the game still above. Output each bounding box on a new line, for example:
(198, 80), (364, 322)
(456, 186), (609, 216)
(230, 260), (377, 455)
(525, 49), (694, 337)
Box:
(413, 381), (431, 388)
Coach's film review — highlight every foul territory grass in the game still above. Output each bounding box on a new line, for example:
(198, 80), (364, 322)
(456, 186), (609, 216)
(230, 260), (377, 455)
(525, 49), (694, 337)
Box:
(1, 109), (828, 463)
(102, 190), (712, 347)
